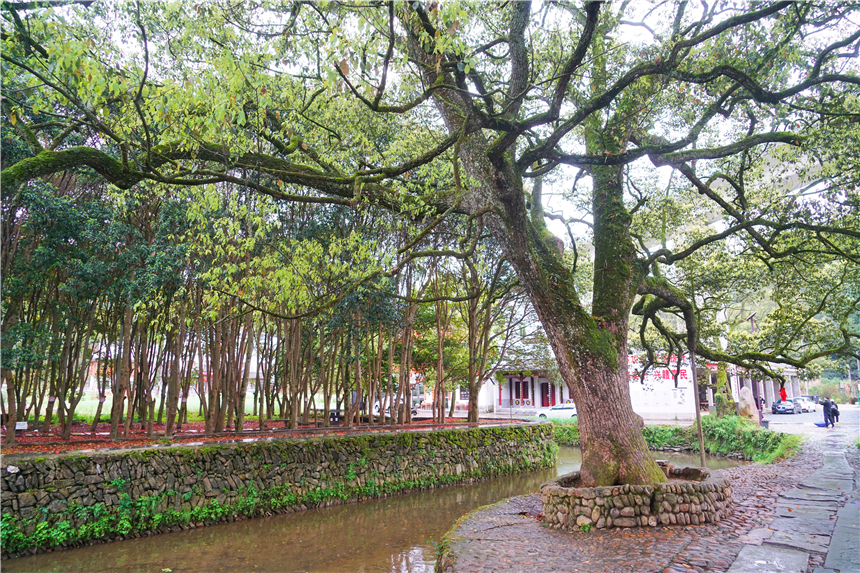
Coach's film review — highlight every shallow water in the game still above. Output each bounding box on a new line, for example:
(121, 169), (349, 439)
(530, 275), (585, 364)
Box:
(3, 448), (742, 573)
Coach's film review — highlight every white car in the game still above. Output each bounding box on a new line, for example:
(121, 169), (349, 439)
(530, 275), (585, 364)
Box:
(538, 403), (578, 419)
(372, 401), (417, 417)
(795, 397), (816, 412)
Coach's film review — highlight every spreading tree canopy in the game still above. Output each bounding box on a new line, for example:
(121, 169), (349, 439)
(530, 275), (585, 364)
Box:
(2, 0), (859, 485)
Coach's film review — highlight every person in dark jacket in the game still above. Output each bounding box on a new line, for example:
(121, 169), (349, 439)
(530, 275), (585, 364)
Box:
(822, 396), (834, 428)
(831, 401), (839, 424)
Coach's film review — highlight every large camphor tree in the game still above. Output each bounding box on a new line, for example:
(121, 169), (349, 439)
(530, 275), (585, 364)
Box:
(2, 0), (858, 485)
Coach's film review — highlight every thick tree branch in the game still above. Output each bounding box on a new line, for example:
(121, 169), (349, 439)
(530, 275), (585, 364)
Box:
(2, 0), (94, 8)
(670, 68), (860, 104)
(489, 2), (601, 160)
(636, 278), (857, 382)
(502, 0), (532, 121)
(550, 132), (801, 167)
(667, 2), (792, 66)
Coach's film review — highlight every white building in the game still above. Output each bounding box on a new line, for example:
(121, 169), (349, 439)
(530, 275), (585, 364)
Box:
(475, 362), (696, 420)
(431, 354), (802, 419)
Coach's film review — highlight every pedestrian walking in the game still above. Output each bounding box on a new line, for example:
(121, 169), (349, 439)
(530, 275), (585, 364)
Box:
(831, 401), (839, 424)
(822, 396), (834, 428)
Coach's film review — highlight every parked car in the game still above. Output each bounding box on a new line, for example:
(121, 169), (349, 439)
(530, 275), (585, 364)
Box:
(801, 394), (821, 405)
(795, 397), (816, 412)
(773, 399), (802, 414)
(538, 403), (578, 419)
(372, 401), (418, 418)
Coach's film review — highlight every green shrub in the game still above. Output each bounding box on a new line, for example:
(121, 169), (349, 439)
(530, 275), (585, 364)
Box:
(552, 415), (801, 463)
(698, 415), (803, 462)
(551, 419), (580, 445)
(641, 425), (687, 448)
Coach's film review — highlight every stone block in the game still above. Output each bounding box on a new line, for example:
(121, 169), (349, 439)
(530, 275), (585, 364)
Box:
(17, 492), (36, 507)
(576, 515), (593, 527)
(620, 506), (635, 517)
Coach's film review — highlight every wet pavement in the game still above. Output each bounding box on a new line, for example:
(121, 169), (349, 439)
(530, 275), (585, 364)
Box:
(439, 406), (860, 573)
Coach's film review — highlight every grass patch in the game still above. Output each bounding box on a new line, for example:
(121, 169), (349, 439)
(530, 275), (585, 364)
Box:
(551, 415), (802, 463)
(551, 418), (580, 446)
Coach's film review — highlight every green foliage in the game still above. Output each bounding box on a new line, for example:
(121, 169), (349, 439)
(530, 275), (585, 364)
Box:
(551, 419), (580, 446)
(641, 425), (690, 448)
(543, 440), (560, 467)
(108, 478), (129, 491)
(550, 416), (800, 464)
(640, 416), (802, 464)
(809, 375), (854, 404)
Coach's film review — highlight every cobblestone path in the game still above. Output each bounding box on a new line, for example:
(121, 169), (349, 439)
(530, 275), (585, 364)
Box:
(440, 432), (859, 573)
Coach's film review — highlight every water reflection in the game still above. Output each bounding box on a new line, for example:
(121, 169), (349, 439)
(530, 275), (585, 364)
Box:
(3, 448), (742, 573)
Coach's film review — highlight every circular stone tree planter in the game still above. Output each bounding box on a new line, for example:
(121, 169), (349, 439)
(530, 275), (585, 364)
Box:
(540, 467), (733, 530)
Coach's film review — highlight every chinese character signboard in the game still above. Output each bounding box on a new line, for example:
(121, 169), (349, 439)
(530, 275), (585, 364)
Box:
(627, 355), (695, 419)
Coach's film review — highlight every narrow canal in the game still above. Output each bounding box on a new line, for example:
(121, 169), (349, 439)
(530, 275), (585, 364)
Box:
(4, 449), (743, 573)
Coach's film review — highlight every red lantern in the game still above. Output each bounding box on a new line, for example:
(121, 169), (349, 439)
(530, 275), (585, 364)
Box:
(780, 387), (787, 401)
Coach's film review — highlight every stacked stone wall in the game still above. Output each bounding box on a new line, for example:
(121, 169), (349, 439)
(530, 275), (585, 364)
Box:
(1, 424), (555, 556)
(541, 467), (733, 530)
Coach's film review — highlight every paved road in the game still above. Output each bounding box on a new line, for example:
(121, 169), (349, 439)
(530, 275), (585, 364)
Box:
(439, 405), (860, 573)
(764, 402), (858, 439)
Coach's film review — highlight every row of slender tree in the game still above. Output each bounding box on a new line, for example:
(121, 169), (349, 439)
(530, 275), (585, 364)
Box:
(1, 156), (536, 444)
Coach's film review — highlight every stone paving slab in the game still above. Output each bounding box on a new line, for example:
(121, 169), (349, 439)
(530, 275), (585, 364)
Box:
(726, 544), (808, 573)
(834, 497), (859, 527)
(765, 529), (832, 553)
(779, 489), (844, 503)
(799, 477), (854, 491)
(775, 506), (835, 520)
(806, 467), (854, 479)
(776, 498), (841, 510)
(768, 517), (836, 536)
(737, 528), (773, 545)
(823, 524), (860, 572)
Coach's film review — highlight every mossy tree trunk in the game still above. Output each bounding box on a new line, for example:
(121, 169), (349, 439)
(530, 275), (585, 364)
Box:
(109, 305), (133, 440)
(714, 363), (738, 418)
(404, 9), (665, 484)
(488, 153), (664, 486)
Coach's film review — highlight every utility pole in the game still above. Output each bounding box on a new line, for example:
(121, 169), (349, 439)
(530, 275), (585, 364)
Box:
(747, 313), (764, 427)
(857, 358), (860, 402)
(689, 352), (706, 469)
(856, 358), (860, 403)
